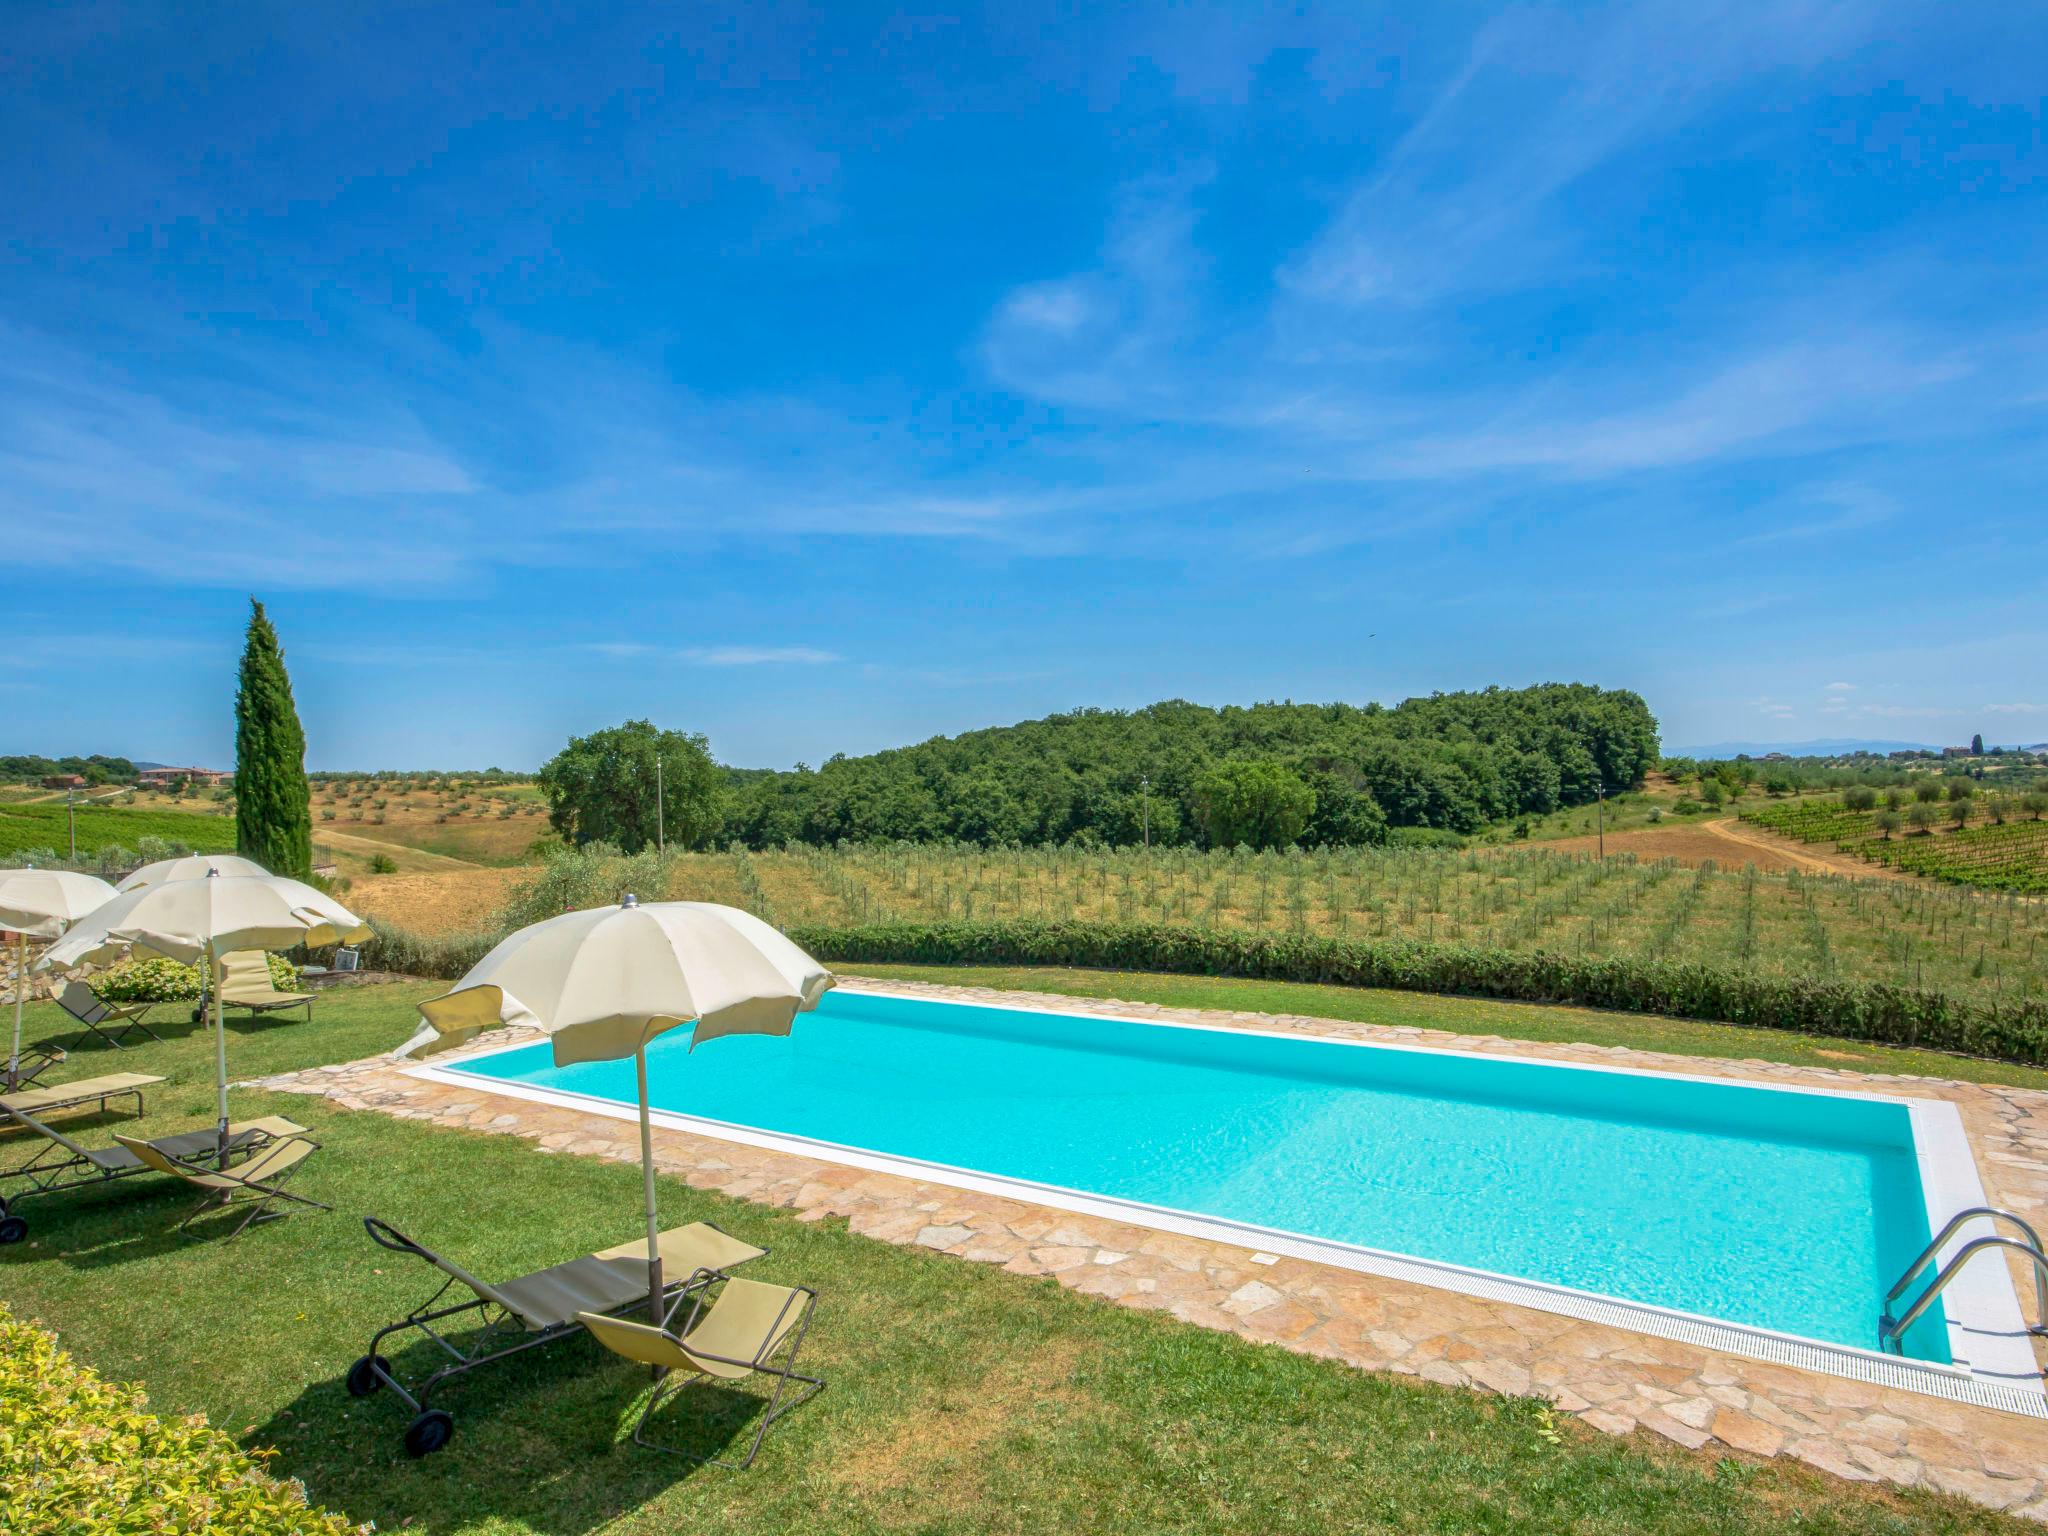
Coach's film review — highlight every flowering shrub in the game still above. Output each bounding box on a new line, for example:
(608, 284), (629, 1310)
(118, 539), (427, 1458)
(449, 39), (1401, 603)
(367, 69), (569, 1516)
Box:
(0, 1302), (360, 1533)
(91, 954), (203, 1002)
(90, 952), (302, 1003)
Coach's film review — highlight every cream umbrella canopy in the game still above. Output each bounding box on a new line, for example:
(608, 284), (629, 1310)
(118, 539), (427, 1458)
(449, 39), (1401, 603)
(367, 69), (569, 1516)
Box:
(397, 897), (834, 1321)
(41, 872), (369, 1156)
(116, 853), (270, 893)
(0, 868), (116, 1089)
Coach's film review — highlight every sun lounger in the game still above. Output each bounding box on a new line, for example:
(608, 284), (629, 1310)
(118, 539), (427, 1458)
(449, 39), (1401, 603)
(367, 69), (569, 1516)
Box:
(347, 1215), (768, 1457)
(216, 950), (315, 1024)
(0, 1070), (163, 1120)
(578, 1275), (821, 1468)
(112, 1126), (326, 1241)
(56, 981), (161, 1050)
(0, 1108), (303, 1244)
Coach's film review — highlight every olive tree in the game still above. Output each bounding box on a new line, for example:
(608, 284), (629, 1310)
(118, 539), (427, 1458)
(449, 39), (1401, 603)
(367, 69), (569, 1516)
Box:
(537, 720), (726, 853)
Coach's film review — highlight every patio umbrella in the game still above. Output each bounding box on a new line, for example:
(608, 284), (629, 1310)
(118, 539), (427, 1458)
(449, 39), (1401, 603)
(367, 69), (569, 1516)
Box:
(41, 871), (369, 1156)
(396, 897), (833, 1322)
(116, 852), (270, 893)
(0, 868), (116, 1089)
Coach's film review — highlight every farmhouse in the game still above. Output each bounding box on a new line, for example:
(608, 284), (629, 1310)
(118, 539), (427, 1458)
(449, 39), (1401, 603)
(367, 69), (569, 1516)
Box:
(137, 765), (230, 787)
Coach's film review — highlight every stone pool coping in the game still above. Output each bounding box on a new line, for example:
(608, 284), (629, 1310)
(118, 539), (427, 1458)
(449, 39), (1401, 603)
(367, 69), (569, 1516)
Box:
(250, 975), (2048, 1518)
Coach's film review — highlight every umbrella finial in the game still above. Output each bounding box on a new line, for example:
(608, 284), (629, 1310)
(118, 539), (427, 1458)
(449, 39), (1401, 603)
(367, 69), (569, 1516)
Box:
(621, 892), (638, 908)
(207, 867), (220, 877)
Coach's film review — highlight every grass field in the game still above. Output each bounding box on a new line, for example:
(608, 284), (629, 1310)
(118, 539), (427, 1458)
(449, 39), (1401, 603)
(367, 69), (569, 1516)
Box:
(1, 980), (2027, 1535)
(305, 777), (550, 868)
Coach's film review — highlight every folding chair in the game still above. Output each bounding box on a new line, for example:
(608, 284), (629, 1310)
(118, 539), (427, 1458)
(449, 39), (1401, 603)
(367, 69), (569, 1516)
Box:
(112, 1128), (327, 1240)
(347, 1216), (768, 1457)
(56, 981), (161, 1050)
(0, 1108), (301, 1244)
(579, 1275), (822, 1468)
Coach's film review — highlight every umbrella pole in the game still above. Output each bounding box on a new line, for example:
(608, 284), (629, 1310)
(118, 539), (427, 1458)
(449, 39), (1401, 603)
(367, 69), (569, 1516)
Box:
(7, 929), (23, 1090)
(637, 1046), (664, 1327)
(212, 944), (231, 1163)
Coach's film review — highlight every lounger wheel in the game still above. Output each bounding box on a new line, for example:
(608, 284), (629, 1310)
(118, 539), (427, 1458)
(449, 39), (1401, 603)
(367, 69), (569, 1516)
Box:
(404, 1409), (454, 1458)
(0, 1215), (25, 1245)
(345, 1354), (391, 1397)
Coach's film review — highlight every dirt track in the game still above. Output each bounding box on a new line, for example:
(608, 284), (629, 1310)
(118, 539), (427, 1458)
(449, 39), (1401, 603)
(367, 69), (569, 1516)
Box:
(1529, 817), (1911, 880)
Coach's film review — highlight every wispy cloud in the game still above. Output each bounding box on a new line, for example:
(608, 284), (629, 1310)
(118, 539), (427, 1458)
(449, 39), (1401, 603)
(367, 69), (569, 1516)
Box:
(680, 646), (842, 666)
(1985, 702), (2046, 715)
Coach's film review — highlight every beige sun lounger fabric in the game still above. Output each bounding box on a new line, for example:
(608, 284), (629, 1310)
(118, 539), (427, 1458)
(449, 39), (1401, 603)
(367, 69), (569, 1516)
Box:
(112, 1127), (327, 1238)
(0, 1071), (163, 1118)
(218, 951), (317, 1013)
(577, 1275), (822, 1467)
(582, 1279), (809, 1379)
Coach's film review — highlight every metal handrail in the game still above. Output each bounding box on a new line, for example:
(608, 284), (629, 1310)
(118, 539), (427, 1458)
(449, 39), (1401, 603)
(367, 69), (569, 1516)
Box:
(1882, 1232), (2048, 1352)
(1886, 1206), (2048, 1323)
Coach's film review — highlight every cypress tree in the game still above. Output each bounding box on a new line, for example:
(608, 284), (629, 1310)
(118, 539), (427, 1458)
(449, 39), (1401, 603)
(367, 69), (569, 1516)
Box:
(233, 598), (312, 879)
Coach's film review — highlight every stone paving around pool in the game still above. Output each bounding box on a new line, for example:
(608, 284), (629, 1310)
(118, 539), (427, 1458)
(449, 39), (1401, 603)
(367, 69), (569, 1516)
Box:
(251, 977), (2048, 1518)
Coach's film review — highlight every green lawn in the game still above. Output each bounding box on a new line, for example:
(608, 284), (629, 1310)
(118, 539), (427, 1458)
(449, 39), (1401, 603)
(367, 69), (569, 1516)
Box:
(851, 963), (2048, 1090)
(0, 981), (2028, 1534)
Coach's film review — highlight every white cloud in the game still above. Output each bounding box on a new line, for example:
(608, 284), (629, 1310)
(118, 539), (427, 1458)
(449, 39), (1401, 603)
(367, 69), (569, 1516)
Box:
(1985, 702), (2046, 715)
(1858, 703), (1962, 719)
(1825, 681), (1857, 692)
(679, 646), (842, 667)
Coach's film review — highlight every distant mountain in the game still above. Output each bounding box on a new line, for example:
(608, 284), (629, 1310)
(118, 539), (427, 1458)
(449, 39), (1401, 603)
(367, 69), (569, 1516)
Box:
(1669, 738), (1940, 760)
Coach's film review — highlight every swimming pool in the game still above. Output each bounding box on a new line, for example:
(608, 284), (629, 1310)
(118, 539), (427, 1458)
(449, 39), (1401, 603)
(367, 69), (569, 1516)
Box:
(432, 988), (2039, 1400)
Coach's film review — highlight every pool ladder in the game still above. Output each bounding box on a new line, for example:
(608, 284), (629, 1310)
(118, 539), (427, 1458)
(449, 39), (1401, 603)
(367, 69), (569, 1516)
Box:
(1880, 1207), (2048, 1356)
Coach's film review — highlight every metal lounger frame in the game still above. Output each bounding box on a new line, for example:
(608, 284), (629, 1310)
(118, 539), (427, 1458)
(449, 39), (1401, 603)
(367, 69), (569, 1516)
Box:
(354, 1217), (762, 1421)
(57, 986), (161, 1051)
(631, 1279), (823, 1470)
(161, 1139), (329, 1239)
(1, 1045), (67, 1093)
(0, 1112), (268, 1226)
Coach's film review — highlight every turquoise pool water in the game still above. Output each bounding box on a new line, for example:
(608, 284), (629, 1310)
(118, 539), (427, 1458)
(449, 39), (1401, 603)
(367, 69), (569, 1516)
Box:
(458, 990), (1948, 1360)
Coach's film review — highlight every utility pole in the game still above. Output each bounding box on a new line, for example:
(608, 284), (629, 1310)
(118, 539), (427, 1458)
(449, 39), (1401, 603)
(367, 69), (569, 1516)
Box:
(1596, 781), (1606, 862)
(655, 754), (665, 854)
(1141, 776), (1150, 851)
(66, 787), (77, 863)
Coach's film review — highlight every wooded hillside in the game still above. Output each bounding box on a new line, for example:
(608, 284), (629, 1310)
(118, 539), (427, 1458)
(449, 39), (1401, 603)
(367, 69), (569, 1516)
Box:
(725, 684), (1659, 848)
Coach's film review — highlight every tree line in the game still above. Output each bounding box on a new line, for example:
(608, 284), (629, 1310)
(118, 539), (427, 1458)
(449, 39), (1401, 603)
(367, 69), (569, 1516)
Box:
(540, 685), (1661, 853)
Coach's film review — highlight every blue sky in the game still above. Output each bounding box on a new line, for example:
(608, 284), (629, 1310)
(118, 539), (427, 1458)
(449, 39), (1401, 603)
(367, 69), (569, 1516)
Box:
(4, 2), (2045, 769)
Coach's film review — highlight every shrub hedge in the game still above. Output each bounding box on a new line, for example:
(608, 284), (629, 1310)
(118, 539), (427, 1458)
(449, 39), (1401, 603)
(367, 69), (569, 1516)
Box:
(0, 1301), (358, 1533)
(93, 951), (301, 1004)
(356, 915), (2048, 1069)
(783, 920), (2048, 1068)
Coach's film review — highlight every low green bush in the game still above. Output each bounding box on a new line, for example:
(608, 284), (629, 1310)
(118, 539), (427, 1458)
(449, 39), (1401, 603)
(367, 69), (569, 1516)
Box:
(785, 920), (2048, 1068)
(356, 921), (500, 981)
(0, 1301), (358, 1533)
(93, 952), (302, 1003)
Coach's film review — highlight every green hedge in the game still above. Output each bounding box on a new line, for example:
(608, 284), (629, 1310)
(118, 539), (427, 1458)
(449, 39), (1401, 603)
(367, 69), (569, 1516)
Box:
(0, 1301), (358, 1533)
(782, 920), (2048, 1068)
(93, 952), (301, 1004)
